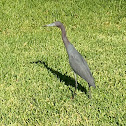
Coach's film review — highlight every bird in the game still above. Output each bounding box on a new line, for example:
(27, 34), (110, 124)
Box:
(43, 21), (95, 98)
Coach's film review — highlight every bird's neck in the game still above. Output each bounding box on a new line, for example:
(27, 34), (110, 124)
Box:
(60, 25), (70, 48)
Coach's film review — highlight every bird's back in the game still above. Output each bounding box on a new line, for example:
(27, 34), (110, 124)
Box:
(66, 44), (95, 87)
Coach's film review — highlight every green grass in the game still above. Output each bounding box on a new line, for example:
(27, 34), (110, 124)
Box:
(0, 0), (126, 125)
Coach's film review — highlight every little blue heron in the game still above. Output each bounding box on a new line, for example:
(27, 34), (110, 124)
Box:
(44, 21), (95, 98)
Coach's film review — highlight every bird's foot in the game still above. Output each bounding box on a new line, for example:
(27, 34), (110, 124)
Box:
(71, 92), (77, 99)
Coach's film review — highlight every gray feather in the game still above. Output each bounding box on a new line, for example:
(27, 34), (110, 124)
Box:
(67, 44), (95, 87)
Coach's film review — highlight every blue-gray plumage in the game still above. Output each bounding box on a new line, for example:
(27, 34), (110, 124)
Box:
(44, 21), (95, 98)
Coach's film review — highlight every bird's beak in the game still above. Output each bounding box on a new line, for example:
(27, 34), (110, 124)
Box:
(43, 23), (56, 27)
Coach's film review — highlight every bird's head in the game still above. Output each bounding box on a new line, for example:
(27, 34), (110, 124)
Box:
(43, 21), (62, 28)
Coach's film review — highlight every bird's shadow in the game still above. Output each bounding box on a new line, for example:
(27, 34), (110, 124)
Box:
(30, 60), (87, 97)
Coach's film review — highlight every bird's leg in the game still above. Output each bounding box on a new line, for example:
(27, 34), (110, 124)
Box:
(88, 86), (91, 99)
(73, 72), (77, 97)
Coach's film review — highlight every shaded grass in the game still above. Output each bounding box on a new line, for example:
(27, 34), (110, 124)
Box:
(0, 0), (126, 125)
(30, 60), (87, 96)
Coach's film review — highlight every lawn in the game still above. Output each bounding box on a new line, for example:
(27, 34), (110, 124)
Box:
(0, 0), (126, 125)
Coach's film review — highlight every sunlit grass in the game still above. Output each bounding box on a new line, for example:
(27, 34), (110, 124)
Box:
(0, 0), (126, 125)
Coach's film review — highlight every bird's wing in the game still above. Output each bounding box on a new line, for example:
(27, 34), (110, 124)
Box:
(80, 55), (93, 77)
(69, 50), (94, 84)
(69, 52), (90, 74)
(67, 44), (95, 86)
